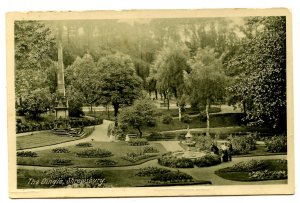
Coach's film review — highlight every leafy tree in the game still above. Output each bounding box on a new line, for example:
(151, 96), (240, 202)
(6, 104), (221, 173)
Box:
(97, 53), (143, 126)
(66, 54), (100, 112)
(65, 86), (85, 117)
(226, 16), (286, 130)
(153, 42), (190, 116)
(119, 98), (156, 137)
(20, 88), (52, 120)
(187, 47), (227, 136)
(15, 21), (56, 70)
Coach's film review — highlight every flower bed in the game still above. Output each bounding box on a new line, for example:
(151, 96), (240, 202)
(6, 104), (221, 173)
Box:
(121, 151), (156, 163)
(249, 170), (287, 180)
(158, 153), (194, 168)
(265, 135), (287, 153)
(229, 159), (265, 172)
(17, 151), (38, 157)
(50, 158), (73, 166)
(51, 147), (70, 153)
(135, 167), (171, 177)
(143, 146), (159, 153)
(194, 154), (221, 167)
(95, 159), (117, 166)
(76, 148), (113, 158)
(76, 142), (92, 147)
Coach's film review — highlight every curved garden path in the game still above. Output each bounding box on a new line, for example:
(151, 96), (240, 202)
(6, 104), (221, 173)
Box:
(18, 120), (113, 152)
(17, 154), (287, 185)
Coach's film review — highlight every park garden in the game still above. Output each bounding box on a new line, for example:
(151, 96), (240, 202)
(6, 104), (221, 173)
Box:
(15, 16), (288, 188)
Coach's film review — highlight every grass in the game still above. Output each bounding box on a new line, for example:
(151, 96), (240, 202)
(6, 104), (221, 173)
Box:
(16, 127), (94, 150)
(17, 168), (211, 188)
(215, 159), (287, 182)
(17, 141), (167, 168)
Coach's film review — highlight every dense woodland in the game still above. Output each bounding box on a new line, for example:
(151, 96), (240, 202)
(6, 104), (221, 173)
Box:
(14, 16), (287, 132)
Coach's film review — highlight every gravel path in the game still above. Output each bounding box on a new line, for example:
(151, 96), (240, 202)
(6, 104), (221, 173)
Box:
(152, 141), (184, 152)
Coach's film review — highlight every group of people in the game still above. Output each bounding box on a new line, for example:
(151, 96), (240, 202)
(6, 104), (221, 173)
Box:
(210, 140), (233, 162)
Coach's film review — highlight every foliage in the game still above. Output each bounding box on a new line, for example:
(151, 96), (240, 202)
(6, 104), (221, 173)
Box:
(121, 151), (156, 163)
(146, 132), (175, 141)
(50, 158), (72, 166)
(143, 146), (159, 153)
(150, 171), (193, 183)
(75, 142), (92, 147)
(128, 138), (149, 146)
(193, 135), (213, 151)
(95, 159), (117, 166)
(135, 167), (171, 177)
(158, 154), (194, 168)
(249, 170), (287, 180)
(230, 159), (265, 172)
(162, 114), (173, 124)
(265, 135), (287, 153)
(17, 151), (38, 157)
(229, 134), (257, 155)
(225, 17), (286, 130)
(181, 114), (193, 123)
(97, 53), (143, 126)
(119, 98), (156, 136)
(76, 148), (113, 158)
(51, 147), (70, 153)
(194, 154), (221, 167)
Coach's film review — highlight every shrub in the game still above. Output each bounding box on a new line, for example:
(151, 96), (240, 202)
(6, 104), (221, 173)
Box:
(50, 158), (73, 166)
(121, 151), (156, 163)
(150, 171), (193, 183)
(230, 159), (265, 172)
(76, 148), (113, 158)
(199, 111), (207, 121)
(162, 114), (173, 124)
(249, 170), (287, 180)
(17, 151), (37, 157)
(265, 135), (287, 153)
(136, 167), (171, 177)
(194, 135), (213, 151)
(146, 118), (156, 127)
(181, 114), (192, 123)
(128, 138), (149, 146)
(143, 146), (159, 153)
(51, 147), (70, 153)
(194, 154), (221, 167)
(158, 154), (194, 168)
(229, 134), (257, 155)
(95, 159), (117, 166)
(76, 142), (92, 147)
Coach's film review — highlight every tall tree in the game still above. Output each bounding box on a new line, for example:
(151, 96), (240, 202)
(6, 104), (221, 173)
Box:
(226, 16), (286, 131)
(188, 47), (227, 136)
(97, 53), (143, 126)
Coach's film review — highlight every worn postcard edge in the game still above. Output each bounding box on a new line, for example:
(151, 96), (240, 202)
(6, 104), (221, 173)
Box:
(6, 8), (294, 198)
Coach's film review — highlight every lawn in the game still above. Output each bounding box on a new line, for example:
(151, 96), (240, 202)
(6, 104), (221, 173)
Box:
(16, 127), (94, 150)
(215, 159), (287, 182)
(17, 168), (211, 189)
(17, 141), (167, 168)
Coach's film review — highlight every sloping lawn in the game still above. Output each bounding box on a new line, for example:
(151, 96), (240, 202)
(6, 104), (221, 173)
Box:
(17, 141), (167, 168)
(16, 127), (94, 150)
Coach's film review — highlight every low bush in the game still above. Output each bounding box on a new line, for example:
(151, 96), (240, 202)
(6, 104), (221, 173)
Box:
(229, 134), (257, 155)
(51, 147), (70, 153)
(143, 146), (159, 153)
(17, 151), (37, 157)
(158, 154), (194, 168)
(95, 159), (117, 166)
(150, 171), (193, 183)
(135, 167), (171, 177)
(194, 135), (213, 151)
(121, 151), (156, 163)
(162, 114), (173, 124)
(76, 148), (113, 158)
(249, 170), (287, 180)
(194, 154), (221, 167)
(230, 159), (265, 172)
(181, 114), (192, 123)
(265, 135), (287, 153)
(128, 138), (149, 146)
(50, 158), (72, 166)
(76, 142), (92, 147)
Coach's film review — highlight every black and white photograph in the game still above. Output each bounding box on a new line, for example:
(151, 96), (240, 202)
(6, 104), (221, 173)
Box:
(6, 9), (294, 198)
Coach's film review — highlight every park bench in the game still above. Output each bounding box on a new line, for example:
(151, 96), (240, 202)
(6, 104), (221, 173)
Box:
(125, 134), (138, 142)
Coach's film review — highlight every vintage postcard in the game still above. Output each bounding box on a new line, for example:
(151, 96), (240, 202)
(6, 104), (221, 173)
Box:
(7, 9), (294, 198)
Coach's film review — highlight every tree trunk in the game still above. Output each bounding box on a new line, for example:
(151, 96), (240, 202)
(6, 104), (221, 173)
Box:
(106, 105), (110, 119)
(90, 103), (93, 112)
(137, 127), (143, 137)
(178, 106), (182, 121)
(113, 103), (119, 127)
(155, 90), (158, 100)
(206, 98), (210, 137)
(167, 97), (170, 110)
